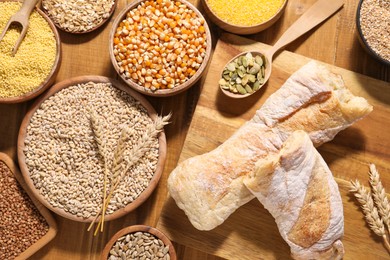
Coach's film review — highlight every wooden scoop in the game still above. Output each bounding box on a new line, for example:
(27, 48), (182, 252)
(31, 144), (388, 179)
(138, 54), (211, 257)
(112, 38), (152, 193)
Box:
(220, 0), (344, 98)
(0, 0), (40, 56)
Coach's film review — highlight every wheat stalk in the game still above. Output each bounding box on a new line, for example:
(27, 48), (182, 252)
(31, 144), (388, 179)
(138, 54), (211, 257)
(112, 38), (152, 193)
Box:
(89, 110), (109, 232)
(88, 113), (171, 234)
(350, 179), (390, 253)
(369, 163), (390, 234)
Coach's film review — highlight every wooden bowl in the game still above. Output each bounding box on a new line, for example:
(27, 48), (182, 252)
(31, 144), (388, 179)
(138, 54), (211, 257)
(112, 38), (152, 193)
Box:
(101, 225), (177, 260)
(355, 0), (390, 66)
(41, 0), (117, 34)
(0, 152), (57, 259)
(202, 0), (287, 35)
(109, 0), (212, 97)
(17, 76), (167, 222)
(0, 1), (61, 104)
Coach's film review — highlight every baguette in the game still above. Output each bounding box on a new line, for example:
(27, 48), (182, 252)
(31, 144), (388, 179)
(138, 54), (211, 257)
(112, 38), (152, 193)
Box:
(168, 61), (372, 231)
(244, 130), (344, 260)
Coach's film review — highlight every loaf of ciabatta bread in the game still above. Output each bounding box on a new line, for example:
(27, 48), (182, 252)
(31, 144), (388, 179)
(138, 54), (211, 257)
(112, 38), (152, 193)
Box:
(168, 61), (372, 231)
(244, 130), (344, 260)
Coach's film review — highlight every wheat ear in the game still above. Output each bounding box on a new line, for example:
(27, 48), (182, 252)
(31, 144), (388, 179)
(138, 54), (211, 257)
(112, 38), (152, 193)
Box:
(89, 113), (171, 234)
(369, 163), (390, 234)
(350, 180), (390, 253)
(88, 111), (109, 232)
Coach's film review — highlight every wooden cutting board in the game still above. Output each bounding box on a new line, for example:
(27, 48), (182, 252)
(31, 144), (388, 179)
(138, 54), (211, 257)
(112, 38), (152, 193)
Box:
(157, 33), (390, 260)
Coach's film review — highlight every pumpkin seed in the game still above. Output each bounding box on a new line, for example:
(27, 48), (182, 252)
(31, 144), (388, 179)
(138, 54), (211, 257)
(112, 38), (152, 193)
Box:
(220, 52), (266, 95)
(227, 62), (236, 71)
(236, 84), (247, 94)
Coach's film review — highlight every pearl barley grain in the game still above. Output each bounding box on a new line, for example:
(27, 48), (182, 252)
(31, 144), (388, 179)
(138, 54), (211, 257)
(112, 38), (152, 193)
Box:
(42, 0), (115, 33)
(23, 82), (159, 219)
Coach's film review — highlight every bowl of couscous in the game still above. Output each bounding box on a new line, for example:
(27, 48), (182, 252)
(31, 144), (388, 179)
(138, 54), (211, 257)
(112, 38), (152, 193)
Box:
(0, 0), (61, 103)
(202, 0), (287, 35)
(109, 0), (212, 97)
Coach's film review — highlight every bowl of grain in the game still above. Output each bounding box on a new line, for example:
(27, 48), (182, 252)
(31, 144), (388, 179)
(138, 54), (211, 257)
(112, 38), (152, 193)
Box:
(17, 76), (168, 228)
(109, 0), (212, 97)
(102, 225), (176, 260)
(41, 0), (117, 34)
(356, 0), (390, 65)
(202, 0), (288, 35)
(0, 0), (61, 104)
(0, 152), (57, 259)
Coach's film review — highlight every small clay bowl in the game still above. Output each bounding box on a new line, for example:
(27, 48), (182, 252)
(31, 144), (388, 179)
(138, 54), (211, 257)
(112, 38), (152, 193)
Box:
(102, 225), (177, 260)
(109, 0), (212, 97)
(0, 1), (61, 104)
(41, 0), (117, 34)
(0, 152), (57, 259)
(17, 76), (167, 222)
(202, 0), (288, 35)
(355, 0), (390, 66)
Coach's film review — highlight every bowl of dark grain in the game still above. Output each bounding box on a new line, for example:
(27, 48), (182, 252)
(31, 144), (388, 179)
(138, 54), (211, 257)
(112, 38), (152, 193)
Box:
(102, 225), (176, 260)
(17, 76), (168, 230)
(0, 0), (61, 103)
(109, 0), (212, 97)
(41, 0), (117, 34)
(356, 0), (390, 66)
(202, 0), (287, 35)
(0, 152), (57, 259)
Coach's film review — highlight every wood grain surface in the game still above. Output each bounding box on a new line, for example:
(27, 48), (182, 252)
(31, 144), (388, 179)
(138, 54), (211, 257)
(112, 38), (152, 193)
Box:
(0, 0), (388, 259)
(156, 33), (390, 260)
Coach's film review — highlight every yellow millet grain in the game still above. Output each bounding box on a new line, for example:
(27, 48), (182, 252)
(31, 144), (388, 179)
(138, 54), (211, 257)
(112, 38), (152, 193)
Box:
(0, 2), (57, 98)
(207, 0), (285, 27)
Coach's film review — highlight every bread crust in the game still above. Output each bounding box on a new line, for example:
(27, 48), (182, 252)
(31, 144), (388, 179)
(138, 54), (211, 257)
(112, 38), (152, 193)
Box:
(244, 130), (344, 259)
(168, 61), (372, 231)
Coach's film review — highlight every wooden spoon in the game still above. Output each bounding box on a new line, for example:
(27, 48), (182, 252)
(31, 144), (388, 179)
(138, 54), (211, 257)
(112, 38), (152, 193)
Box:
(0, 0), (40, 56)
(220, 0), (344, 98)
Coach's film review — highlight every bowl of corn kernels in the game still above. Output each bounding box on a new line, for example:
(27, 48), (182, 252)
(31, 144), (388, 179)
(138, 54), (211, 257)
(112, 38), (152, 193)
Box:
(355, 0), (390, 66)
(202, 0), (287, 35)
(0, 0), (61, 103)
(102, 225), (177, 260)
(109, 0), (212, 97)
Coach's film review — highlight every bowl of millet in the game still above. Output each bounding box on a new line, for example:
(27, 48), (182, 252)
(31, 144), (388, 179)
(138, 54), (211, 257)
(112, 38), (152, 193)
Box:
(102, 225), (176, 260)
(109, 0), (212, 97)
(202, 0), (287, 35)
(356, 0), (390, 66)
(0, 0), (61, 103)
(17, 76), (168, 232)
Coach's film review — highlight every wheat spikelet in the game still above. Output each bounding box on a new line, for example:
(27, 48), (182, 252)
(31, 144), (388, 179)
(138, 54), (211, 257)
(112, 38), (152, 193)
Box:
(89, 113), (171, 234)
(369, 163), (390, 234)
(88, 110), (110, 232)
(110, 113), (171, 196)
(350, 179), (390, 253)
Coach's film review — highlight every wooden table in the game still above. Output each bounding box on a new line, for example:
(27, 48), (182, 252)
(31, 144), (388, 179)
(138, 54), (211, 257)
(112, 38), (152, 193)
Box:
(0, 0), (389, 259)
